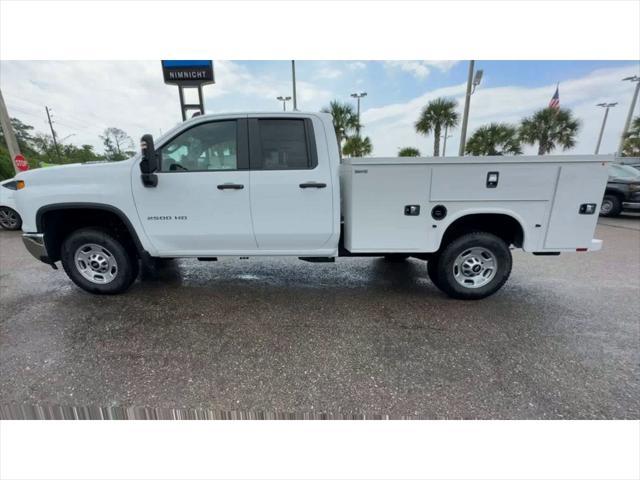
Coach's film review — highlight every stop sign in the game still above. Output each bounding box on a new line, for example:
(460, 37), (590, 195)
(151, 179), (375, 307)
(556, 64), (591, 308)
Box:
(14, 154), (29, 172)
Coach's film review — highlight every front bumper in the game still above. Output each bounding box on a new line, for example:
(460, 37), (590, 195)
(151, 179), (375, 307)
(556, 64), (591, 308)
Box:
(22, 233), (50, 263)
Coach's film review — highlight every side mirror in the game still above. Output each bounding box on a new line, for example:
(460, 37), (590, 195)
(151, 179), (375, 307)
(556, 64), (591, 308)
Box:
(139, 134), (158, 187)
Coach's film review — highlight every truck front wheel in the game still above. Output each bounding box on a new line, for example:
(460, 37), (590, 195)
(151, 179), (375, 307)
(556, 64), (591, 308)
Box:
(435, 232), (512, 300)
(60, 228), (138, 294)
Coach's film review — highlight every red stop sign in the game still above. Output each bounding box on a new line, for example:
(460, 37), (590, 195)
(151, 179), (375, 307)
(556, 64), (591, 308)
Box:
(14, 154), (29, 172)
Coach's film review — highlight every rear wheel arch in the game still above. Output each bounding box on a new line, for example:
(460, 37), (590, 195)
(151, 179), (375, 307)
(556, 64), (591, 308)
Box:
(438, 212), (525, 252)
(36, 203), (146, 262)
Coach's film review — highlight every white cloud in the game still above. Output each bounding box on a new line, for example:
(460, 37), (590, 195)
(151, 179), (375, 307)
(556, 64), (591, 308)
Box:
(348, 61), (367, 71)
(385, 60), (460, 80)
(362, 64), (640, 156)
(317, 67), (342, 79)
(0, 60), (333, 153)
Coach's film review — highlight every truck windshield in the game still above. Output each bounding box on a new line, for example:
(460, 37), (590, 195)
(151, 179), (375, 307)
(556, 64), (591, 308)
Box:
(609, 164), (640, 179)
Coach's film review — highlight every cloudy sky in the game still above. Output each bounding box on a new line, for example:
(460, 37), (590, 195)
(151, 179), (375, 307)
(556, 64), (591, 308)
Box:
(1, 60), (639, 157)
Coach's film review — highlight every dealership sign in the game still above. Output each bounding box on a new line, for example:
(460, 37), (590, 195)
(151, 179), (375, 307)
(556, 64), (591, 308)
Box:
(161, 60), (215, 86)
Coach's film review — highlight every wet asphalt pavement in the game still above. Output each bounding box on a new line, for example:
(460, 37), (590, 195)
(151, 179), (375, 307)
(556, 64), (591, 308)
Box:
(1, 216), (639, 419)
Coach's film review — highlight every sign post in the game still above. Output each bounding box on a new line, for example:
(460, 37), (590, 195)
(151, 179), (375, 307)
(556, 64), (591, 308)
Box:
(161, 60), (215, 121)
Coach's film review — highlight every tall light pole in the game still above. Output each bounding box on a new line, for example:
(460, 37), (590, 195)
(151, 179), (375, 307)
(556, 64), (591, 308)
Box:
(276, 96), (292, 111)
(350, 92), (367, 136)
(291, 60), (298, 111)
(458, 61), (483, 156)
(617, 75), (640, 156)
(595, 102), (617, 154)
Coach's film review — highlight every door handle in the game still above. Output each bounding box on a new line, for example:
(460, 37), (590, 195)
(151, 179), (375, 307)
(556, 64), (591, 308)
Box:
(299, 182), (327, 189)
(217, 183), (244, 190)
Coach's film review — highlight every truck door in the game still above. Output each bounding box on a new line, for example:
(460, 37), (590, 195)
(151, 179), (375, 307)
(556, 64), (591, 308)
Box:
(132, 118), (257, 255)
(248, 116), (334, 251)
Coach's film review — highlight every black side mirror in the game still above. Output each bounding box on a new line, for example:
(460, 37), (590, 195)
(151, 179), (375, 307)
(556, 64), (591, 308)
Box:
(139, 134), (158, 187)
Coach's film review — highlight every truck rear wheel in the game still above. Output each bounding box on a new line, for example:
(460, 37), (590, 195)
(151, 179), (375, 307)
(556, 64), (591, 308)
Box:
(60, 228), (138, 294)
(435, 232), (512, 300)
(600, 195), (622, 217)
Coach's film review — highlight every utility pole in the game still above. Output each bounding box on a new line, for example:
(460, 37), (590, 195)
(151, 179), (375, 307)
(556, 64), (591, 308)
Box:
(350, 92), (367, 136)
(617, 75), (640, 156)
(291, 60), (298, 111)
(0, 89), (22, 174)
(45, 106), (62, 162)
(595, 102), (617, 154)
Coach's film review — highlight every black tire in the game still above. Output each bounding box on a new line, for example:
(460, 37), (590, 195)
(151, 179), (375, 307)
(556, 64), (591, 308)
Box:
(0, 206), (22, 230)
(435, 232), (512, 300)
(426, 255), (442, 289)
(384, 254), (409, 263)
(600, 195), (622, 217)
(60, 228), (138, 294)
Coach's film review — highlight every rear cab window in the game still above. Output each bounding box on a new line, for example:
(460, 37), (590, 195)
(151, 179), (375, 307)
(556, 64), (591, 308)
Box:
(249, 118), (318, 170)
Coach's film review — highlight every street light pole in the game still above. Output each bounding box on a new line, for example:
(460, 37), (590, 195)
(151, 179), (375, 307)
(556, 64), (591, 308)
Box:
(276, 96), (291, 111)
(291, 60), (298, 111)
(617, 75), (640, 156)
(595, 102), (617, 155)
(458, 60), (475, 156)
(350, 92), (367, 136)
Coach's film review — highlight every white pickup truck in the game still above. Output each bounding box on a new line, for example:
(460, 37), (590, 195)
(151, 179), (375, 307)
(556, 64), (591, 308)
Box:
(14, 112), (609, 299)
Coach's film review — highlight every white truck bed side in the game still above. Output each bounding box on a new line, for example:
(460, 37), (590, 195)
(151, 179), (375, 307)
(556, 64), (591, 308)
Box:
(341, 155), (610, 253)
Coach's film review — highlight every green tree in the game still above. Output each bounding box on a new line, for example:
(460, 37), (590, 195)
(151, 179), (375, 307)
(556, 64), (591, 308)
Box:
(398, 147), (421, 157)
(519, 107), (580, 155)
(343, 136), (372, 157)
(415, 98), (459, 157)
(465, 123), (522, 156)
(100, 127), (134, 161)
(321, 101), (359, 154)
(621, 116), (640, 157)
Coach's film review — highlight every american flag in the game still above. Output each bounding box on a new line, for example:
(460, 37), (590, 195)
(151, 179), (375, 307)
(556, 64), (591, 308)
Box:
(549, 84), (560, 109)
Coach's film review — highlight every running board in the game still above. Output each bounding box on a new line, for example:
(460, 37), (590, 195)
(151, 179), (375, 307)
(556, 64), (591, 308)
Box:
(298, 257), (335, 263)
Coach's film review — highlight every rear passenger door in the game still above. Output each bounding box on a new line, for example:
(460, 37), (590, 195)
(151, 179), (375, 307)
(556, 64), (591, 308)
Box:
(248, 116), (334, 251)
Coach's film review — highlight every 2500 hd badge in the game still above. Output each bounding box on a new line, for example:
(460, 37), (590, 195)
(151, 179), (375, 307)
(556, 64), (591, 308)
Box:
(147, 215), (188, 221)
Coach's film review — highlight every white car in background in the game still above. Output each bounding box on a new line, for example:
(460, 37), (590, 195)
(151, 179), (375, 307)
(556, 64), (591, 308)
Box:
(0, 178), (23, 230)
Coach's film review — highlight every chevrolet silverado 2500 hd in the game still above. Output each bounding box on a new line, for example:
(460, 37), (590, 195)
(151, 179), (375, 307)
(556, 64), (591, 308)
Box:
(14, 112), (609, 299)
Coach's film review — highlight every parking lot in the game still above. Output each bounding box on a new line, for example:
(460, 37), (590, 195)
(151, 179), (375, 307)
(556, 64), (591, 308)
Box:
(0, 216), (638, 419)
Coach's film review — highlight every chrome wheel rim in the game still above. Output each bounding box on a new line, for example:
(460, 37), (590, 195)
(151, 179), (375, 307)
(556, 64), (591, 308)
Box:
(453, 247), (498, 289)
(0, 208), (18, 229)
(600, 200), (612, 215)
(74, 243), (118, 284)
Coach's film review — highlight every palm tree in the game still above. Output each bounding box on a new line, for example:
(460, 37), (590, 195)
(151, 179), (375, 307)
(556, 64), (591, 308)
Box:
(398, 147), (421, 157)
(465, 123), (522, 156)
(415, 98), (459, 157)
(321, 101), (359, 154)
(621, 116), (640, 157)
(519, 107), (580, 155)
(343, 136), (372, 157)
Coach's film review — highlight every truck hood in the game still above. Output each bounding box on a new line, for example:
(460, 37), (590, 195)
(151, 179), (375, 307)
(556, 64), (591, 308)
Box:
(16, 158), (136, 185)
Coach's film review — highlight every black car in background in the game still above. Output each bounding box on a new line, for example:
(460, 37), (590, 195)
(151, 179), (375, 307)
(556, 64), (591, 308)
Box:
(600, 163), (640, 217)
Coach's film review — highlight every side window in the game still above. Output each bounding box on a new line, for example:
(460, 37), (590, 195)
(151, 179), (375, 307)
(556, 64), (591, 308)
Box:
(257, 119), (312, 170)
(160, 121), (237, 172)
